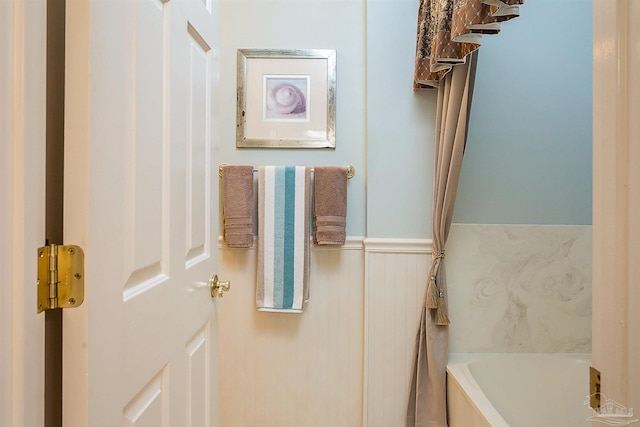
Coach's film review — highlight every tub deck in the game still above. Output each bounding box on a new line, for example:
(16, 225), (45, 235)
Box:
(447, 353), (591, 427)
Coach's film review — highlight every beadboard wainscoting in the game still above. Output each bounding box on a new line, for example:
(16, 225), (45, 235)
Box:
(218, 237), (433, 427)
(363, 238), (432, 427)
(217, 238), (365, 427)
(217, 226), (591, 426)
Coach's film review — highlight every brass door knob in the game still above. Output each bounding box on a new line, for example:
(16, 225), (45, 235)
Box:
(209, 274), (230, 298)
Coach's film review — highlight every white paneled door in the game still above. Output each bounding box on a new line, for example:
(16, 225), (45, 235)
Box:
(63, 0), (221, 426)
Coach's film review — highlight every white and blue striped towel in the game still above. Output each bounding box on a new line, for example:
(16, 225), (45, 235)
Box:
(257, 166), (310, 312)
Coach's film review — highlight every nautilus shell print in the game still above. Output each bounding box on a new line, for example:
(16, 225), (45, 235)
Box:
(265, 77), (308, 120)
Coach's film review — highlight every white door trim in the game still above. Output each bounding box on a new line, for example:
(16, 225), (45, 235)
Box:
(592, 0), (640, 411)
(0, 0), (47, 426)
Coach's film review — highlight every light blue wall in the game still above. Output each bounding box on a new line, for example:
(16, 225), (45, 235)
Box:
(366, 0), (593, 238)
(453, 0), (593, 225)
(366, 0), (435, 239)
(219, 0), (367, 237)
(219, 0), (593, 239)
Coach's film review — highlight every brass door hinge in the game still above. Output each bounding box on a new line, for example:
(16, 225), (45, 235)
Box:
(590, 366), (601, 410)
(37, 244), (84, 313)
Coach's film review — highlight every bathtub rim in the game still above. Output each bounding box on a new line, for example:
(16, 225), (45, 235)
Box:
(447, 353), (592, 427)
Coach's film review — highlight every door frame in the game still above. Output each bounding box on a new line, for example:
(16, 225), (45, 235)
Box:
(0, 0), (47, 426)
(592, 0), (640, 413)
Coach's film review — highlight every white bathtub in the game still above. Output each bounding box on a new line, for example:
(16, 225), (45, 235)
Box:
(447, 353), (591, 427)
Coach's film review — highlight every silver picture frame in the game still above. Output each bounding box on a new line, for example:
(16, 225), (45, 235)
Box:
(236, 49), (336, 149)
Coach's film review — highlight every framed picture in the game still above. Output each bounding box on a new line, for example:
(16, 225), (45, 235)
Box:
(236, 49), (336, 149)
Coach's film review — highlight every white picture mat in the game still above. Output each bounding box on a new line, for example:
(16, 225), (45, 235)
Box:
(245, 57), (328, 141)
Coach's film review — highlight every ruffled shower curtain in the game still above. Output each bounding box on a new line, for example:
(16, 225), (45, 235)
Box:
(407, 1), (523, 426)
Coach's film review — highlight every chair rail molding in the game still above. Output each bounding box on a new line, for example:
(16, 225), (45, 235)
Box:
(363, 238), (433, 254)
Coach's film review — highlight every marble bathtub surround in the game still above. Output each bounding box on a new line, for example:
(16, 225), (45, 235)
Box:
(446, 224), (592, 353)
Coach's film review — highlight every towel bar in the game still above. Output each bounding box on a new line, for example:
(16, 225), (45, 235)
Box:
(219, 164), (355, 179)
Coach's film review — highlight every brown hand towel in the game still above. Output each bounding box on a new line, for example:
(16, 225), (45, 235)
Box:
(313, 166), (347, 245)
(222, 165), (254, 248)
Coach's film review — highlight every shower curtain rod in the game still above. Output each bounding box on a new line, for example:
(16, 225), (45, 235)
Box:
(218, 164), (356, 179)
